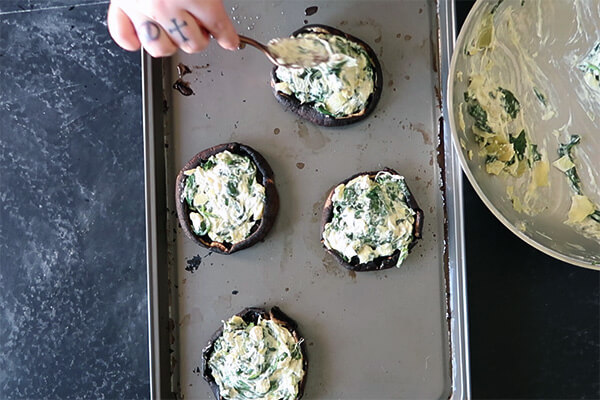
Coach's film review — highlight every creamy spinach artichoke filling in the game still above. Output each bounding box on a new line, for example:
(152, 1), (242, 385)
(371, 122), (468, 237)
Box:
(182, 151), (265, 244)
(268, 36), (330, 68)
(578, 42), (600, 92)
(322, 172), (415, 267)
(274, 32), (375, 118)
(463, 81), (543, 177)
(552, 135), (600, 240)
(208, 315), (305, 400)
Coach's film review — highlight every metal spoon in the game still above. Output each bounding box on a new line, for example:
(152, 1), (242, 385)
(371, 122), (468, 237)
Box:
(238, 35), (330, 68)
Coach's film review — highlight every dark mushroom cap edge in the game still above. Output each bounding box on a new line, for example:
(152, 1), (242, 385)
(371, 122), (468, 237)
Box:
(270, 24), (383, 127)
(320, 168), (424, 271)
(175, 142), (279, 254)
(201, 307), (309, 400)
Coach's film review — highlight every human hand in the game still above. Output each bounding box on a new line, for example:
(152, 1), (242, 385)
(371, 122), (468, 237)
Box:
(107, 0), (239, 57)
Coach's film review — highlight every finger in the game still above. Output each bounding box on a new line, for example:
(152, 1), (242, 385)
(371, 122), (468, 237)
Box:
(187, 0), (239, 50)
(132, 16), (178, 58)
(112, 1), (178, 57)
(107, 3), (141, 51)
(136, 19), (178, 57)
(154, 11), (210, 54)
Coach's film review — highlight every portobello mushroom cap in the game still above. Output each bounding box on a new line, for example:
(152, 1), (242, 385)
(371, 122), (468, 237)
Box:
(175, 142), (279, 254)
(270, 24), (383, 127)
(202, 306), (308, 400)
(320, 168), (424, 271)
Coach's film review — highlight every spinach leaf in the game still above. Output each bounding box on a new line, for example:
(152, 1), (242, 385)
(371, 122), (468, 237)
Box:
(530, 144), (542, 162)
(485, 154), (498, 164)
(329, 60), (348, 77)
(491, 0), (504, 14)
(309, 69), (322, 81)
(464, 92), (493, 133)
(195, 219), (210, 236)
(184, 174), (196, 206)
(499, 87), (520, 119)
(467, 102), (493, 133)
(558, 135), (582, 195)
(558, 135), (581, 157)
(533, 87), (547, 106)
(290, 343), (302, 360)
(342, 186), (357, 203)
(202, 159), (216, 170)
(587, 63), (600, 75)
(510, 129), (527, 160)
(366, 188), (383, 214)
(316, 104), (334, 116)
(194, 207), (211, 236)
(564, 169), (582, 196)
(227, 181), (239, 197)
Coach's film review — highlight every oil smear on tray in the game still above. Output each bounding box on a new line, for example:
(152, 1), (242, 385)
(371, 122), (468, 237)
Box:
(457, 0), (600, 242)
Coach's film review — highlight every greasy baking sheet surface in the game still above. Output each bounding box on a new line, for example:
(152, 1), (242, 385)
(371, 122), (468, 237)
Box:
(161, 1), (452, 398)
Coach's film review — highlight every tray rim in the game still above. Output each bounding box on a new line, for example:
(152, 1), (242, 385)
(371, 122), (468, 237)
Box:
(438, 0), (471, 398)
(142, 0), (471, 398)
(143, 53), (177, 400)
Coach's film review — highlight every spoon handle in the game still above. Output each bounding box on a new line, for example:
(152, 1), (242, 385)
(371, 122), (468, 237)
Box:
(238, 35), (278, 65)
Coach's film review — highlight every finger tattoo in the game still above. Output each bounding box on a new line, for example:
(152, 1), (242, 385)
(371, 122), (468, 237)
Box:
(140, 21), (161, 41)
(168, 18), (189, 42)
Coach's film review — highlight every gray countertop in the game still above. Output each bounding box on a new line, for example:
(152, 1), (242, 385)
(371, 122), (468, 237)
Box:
(1, 2), (148, 398)
(0, 1), (598, 399)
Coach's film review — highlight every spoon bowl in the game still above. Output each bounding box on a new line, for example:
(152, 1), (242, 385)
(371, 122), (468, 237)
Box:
(239, 35), (330, 68)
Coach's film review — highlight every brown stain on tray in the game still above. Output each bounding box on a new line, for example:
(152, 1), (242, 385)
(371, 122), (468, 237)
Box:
(179, 313), (190, 327)
(177, 63), (191, 76)
(410, 122), (433, 145)
(348, 270), (357, 281)
(174, 62), (195, 96)
(173, 80), (194, 96)
(295, 120), (329, 150)
(304, 6), (318, 16)
(311, 199), (323, 223)
(185, 254), (202, 273)
(322, 252), (346, 278)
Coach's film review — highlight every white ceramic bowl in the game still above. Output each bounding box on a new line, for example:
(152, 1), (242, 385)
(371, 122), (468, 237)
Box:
(448, 0), (600, 269)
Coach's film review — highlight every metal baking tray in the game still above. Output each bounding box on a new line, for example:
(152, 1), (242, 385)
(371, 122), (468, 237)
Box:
(143, 0), (469, 398)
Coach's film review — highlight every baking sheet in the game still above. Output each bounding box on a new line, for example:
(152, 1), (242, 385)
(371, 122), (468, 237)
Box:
(143, 0), (469, 398)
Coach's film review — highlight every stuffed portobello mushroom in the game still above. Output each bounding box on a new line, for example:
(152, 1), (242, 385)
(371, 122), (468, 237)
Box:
(271, 25), (383, 127)
(321, 169), (424, 271)
(202, 307), (308, 400)
(175, 143), (279, 254)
